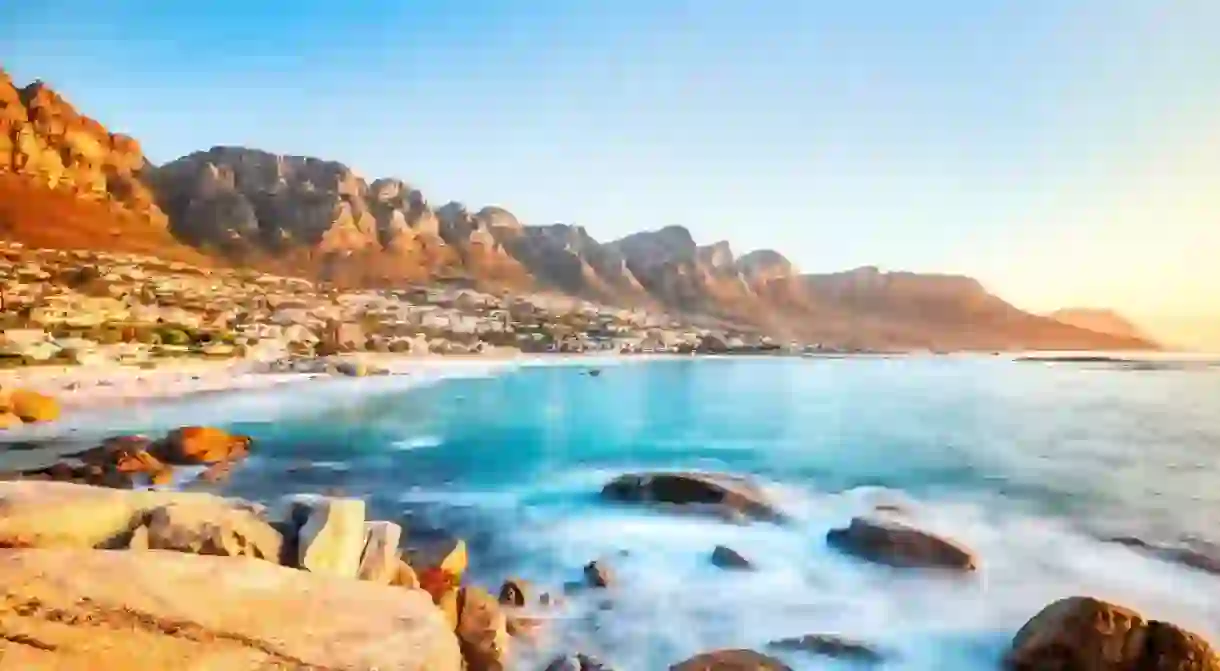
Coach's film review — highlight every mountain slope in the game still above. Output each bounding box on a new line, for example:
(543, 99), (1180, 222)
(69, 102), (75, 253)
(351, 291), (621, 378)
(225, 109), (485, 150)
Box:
(1049, 308), (1149, 342)
(0, 70), (1158, 351)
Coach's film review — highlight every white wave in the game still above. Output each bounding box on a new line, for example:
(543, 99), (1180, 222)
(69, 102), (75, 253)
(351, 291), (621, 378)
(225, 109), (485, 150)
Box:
(390, 435), (444, 451)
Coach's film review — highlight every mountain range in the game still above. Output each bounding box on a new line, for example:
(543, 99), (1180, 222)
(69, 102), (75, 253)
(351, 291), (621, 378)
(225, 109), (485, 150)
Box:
(0, 69), (1155, 351)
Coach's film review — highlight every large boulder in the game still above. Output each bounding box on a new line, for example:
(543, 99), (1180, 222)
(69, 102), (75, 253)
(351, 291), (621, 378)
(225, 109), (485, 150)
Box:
(826, 517), (977, 571)
(1006, 596), (1219, 671)
(140, 500), (283, 561)
(669, 649), (792, 670)
(295, 496), (367, 577)
(0, 480), (246, 549)
(601, 472), (786, 523)
(154, 426), (251, 465)
(0, 547), (463, 670)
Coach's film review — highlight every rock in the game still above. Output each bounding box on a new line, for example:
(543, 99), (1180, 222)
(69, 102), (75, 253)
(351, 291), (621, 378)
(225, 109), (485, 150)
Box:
(7, 388), (60, 423)
(1108, 536), (1220, 576)
(0, 411), (23, 429)
(392, 558), (421, 589)
(584, 560), (614, 588)
(498, 577), (535, 606)
(669, 649), (793, 670)
(711, 545), (754, 570)
(437, 586), (460, 630)
(409, 536), (470, 581)
(126, 522), (150, 550)
(601, 472), (785, 523)
(0, 547), (463, 670)
(545, 653), (614, 671)
(295, 496), (366, 577)
(197, 460), (235, 483)
(826, 517), (977, 571)
(0, 481), (249, 548)
(149, 467), (174, 487)
(1006, 596), (1219, 671)
(335, 359), (367, 377)
(73, 435), (164, 474)
(767, 635), (884, 665)
(357, 520), (403, 584)
(154, 426), (251, 465)
(456, 586), (511, 671)
(144, 500), (283, 561)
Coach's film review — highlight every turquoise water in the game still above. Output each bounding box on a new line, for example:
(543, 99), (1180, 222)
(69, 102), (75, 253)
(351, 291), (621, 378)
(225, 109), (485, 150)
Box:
(16, 357), (1220, 668)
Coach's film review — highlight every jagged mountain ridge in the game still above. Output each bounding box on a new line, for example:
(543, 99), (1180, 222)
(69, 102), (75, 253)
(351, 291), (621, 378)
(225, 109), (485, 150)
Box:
(0, 70), (1156, 350)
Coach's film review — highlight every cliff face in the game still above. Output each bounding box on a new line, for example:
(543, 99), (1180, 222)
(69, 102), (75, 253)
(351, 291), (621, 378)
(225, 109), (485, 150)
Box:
(0, 71), (206, 262)
(0, 71), (1159, 351)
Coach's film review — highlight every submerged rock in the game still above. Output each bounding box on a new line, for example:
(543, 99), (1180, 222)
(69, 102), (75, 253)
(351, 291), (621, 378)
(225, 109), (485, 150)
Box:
(711, 545), (754, 570)
(669, 649), (793, 670)
(767, 634), (884, 665)
(1006, 596), (1219, 670)
(545, 653), (615, 671)
(584, 560), (615, 588)
(826, 517), (977, 571)
(601, 472), (785, 523)
(1108, 535), (1220, 576)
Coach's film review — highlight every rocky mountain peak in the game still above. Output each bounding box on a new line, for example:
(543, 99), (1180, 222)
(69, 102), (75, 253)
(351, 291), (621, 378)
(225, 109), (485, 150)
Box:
(736, 249), (794, 283)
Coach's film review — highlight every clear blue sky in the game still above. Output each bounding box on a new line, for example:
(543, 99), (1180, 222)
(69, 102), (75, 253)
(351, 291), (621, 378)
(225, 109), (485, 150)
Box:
(2, 1), (1218, 344)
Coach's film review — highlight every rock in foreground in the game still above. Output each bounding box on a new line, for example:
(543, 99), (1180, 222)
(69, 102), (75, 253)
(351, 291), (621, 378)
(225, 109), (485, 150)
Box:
(1007, 596), (1219, 671)
(601, 472), (786, 523)
(826, 517), (977, 571)
(0, 547), (462, 670)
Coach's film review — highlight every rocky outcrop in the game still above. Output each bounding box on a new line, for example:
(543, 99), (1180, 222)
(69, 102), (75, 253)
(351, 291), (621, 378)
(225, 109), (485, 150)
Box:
(710, 545), (754, 570)
(826, 517), (977, 571)
(767, 635), (884, 665)
(136, 499), (284, 560)
(154, 426), (251, 465)
(0, 547), (463, 670)
(602, 472), (787, 523)
(1006, 597), (1219, 671)
(1, 388), (59, 423)
(0, 71), (165, 226)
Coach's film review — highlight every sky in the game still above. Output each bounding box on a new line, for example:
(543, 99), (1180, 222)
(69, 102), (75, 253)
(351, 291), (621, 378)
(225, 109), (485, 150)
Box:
(2, 1), (1218, 347)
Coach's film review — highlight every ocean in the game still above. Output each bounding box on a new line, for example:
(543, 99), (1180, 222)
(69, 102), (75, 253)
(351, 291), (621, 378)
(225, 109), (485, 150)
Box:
(12, 355), (1220, 668)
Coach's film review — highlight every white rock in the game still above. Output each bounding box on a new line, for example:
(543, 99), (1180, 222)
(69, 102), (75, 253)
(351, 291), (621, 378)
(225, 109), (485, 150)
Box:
(296, 497), (366, 578)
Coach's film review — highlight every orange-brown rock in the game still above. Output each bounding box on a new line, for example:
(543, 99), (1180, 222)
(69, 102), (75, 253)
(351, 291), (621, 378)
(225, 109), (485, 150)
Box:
(456, 586), (511, 671)
(1006, 596), (1219, 671)
(5, 389), (60, 423)
(154, 426), (251, 465)
(72, 435), (164, 474)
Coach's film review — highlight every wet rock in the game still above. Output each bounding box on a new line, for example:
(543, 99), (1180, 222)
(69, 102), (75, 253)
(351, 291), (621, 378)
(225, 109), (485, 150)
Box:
(669, 649), (793, 670)
(1108, 536), (1220, 576)
(545, 653), (614, 671)
(826, 517), (977, 571)
(498, 577), (535, 606)
(335, 360), (367, 377)
(357, 520), (402, 584)
(456, 586), (510, 671)
(7, 389), (60, 423)
(767, 634), (884, 665)
(584, 560), (614, 588)
(1006, 596), (1219, 670)
(601, 472), (785, 523)
(145, 500), (284, 560)
(711, 545), (754, 570)
(294, 496), (366, 577)
(154, 426), (251, 465)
